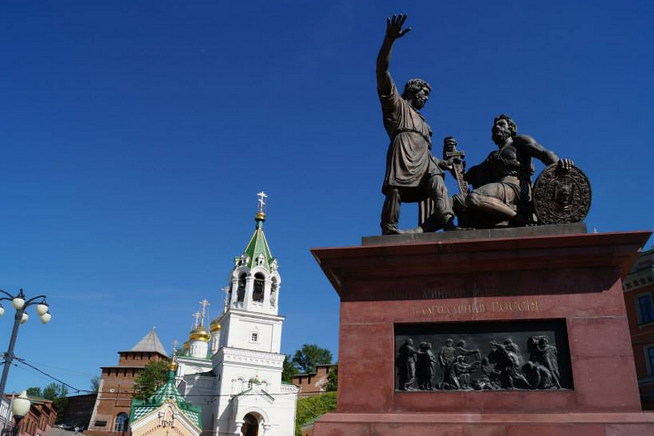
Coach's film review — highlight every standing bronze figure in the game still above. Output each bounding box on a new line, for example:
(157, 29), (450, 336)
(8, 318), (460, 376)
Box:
(376, 14), (455, 235)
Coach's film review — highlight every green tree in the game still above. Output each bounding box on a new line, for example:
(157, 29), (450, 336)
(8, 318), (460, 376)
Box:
(43, 382), (68, 400)
(42, 383), (69, 424)
(292, 344), (332, 374)
(282, 355), (298, 382)
(26, 387), (42, 397)
(133, 360), (169, 400)
(325, 365), (338, 392)
(90, 376), (100, 393)
(295, 391), (337, 436)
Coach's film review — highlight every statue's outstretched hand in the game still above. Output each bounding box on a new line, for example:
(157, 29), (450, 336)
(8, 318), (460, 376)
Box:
(557, 158), (574, 172)
(386, 14), (411, 39)
(439, 158), (454, 171)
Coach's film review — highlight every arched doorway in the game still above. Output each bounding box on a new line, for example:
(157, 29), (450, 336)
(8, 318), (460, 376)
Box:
(240, 413), (259, 436)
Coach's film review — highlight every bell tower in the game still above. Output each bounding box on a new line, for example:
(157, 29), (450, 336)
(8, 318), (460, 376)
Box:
(208, 192), (297, 436)
(225, 191), (281, 317)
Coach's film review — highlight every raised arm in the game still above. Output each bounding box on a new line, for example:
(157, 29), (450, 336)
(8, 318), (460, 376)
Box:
(517, 135), (573, 170)
(376, 14), (411, 95)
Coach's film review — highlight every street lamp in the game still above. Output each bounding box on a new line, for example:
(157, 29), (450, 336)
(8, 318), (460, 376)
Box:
(0, 289), (52, 400)
(6, 391), (31, 436)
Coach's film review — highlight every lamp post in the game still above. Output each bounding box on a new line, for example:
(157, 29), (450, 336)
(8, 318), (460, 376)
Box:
(0, 289), (52, 401)
(7, 391), (30, 436)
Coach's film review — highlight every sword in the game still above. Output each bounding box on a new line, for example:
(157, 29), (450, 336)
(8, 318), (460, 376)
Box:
(442, 136), (469, 194)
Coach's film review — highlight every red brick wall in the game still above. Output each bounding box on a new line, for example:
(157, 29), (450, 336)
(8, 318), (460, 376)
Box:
(622, 249), (654, 410)
(87, 352), (167, 436)
(17, 399), (56, 436)
(292, 365), (335, 398)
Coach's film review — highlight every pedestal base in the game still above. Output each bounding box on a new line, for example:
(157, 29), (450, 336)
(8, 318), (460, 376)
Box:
(313, 412), (654, 436)
(311, 229), (654, 436)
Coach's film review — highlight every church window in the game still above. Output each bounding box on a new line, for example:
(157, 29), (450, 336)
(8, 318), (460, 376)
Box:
(114, 413), (129, 432)
(253, 273), (265, 302)
(237, 273), (247, 302)
(251, 332), (259, 343)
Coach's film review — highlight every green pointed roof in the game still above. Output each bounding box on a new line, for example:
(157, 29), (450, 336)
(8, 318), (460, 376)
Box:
(241, 212), (275, 271)
(130, 369), (202, 429)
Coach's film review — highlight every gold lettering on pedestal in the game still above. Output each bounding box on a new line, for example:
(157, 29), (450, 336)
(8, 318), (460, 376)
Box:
(413, 299), (540, 317)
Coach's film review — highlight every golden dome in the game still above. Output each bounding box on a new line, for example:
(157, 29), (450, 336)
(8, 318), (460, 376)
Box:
(183, 341), (190, 350)
(169, 360), (178, 371)
(189, 325), (211, 342)
(210, 318), (222, 332)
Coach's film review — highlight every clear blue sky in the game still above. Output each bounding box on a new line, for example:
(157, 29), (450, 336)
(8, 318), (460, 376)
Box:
(1, 0), (653, 394)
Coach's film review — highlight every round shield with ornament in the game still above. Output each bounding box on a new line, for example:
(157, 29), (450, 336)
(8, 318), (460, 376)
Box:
(533, 163), (592, 225)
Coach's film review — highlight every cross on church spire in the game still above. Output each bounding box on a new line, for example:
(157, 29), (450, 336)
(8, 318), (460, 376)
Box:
(199, 299), (210, 326)
(193, 311), (201, 329)
(257, 191), (267, 213)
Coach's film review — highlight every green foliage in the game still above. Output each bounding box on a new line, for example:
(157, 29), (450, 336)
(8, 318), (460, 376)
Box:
(325, 365), (338, 392)
(39, 383), (69, 424)
(282, 355), (298, 382)
(43, 382), (68, 400)
(295, 391), (337, 436)
(292, 344), (333, 374)
(90, 376), (100, 393)
(26, 387), (42, 397)
(133, 360), (169, 400)
(53, 396), (69, 424)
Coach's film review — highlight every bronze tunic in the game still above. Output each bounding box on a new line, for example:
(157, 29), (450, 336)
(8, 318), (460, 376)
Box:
(379, 82), (443, 194)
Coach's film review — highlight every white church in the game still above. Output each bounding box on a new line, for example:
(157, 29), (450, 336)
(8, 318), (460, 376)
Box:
(174, 194), (298, 436)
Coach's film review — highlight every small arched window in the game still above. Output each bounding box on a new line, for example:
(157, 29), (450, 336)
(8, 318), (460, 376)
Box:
(114, 413), (129, 432)
(253, 273), (265, 302)
(237, 273), (247, 302)
(270, 277), (278, 307)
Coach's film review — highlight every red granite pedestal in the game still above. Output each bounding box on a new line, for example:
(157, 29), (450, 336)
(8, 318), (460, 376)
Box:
(311, 227), (654, 435)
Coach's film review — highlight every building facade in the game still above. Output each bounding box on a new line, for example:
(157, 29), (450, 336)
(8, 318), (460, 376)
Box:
(0, 395), (11, 432)
(63, 393), (97, 429)
(129, 361), (202, 436)
(3, 395), (57, 436)
(292, 365), (336, 399)
(175, 202), (298, 436)
(87, 329), (169, 436)
(623, 246), (654, 409)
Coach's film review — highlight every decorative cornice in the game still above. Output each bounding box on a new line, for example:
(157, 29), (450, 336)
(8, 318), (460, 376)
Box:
(218, 347), (285, 368)
(228, 309), (285, 322)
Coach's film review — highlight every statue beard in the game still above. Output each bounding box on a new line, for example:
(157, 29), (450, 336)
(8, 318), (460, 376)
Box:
(412, 97), (426, 110)
(492, 129), (511, 145)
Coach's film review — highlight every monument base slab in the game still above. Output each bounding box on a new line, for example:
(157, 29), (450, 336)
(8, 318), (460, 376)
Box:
(311, 230), (654, 436)
(313, 412), (654, 436)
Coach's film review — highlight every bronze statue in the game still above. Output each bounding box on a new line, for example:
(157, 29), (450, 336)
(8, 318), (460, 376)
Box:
(452, 114), (573, 228)
(416, 342), (436, 390)
(396, 338), (418, 390)
(376, 14), (455, 235)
